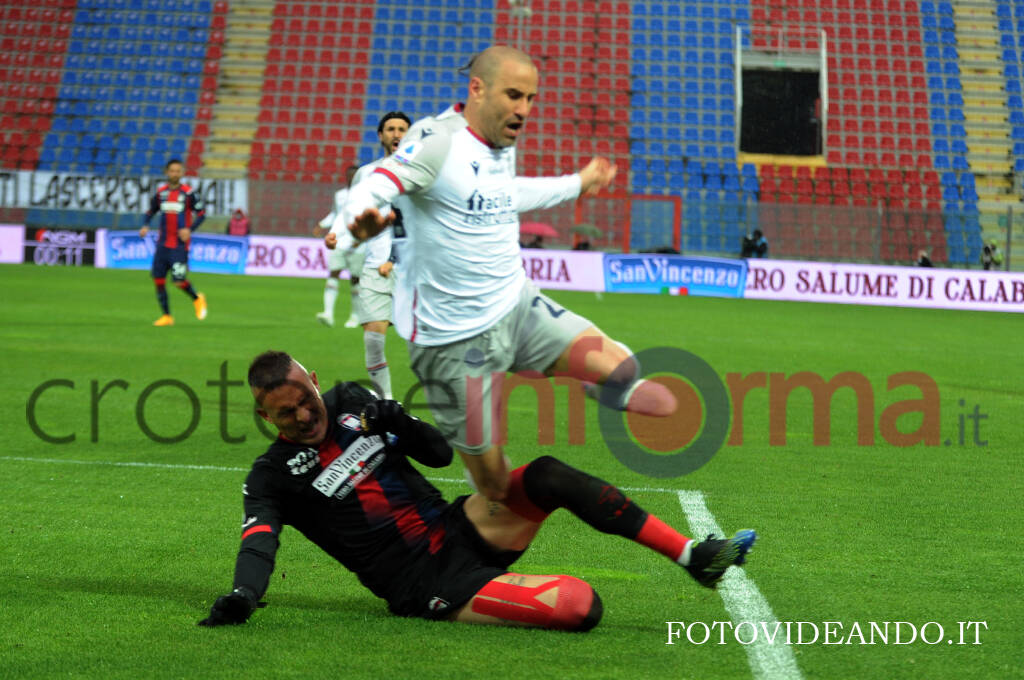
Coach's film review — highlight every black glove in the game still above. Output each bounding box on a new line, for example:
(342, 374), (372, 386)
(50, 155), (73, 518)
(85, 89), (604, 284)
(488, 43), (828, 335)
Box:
(360, 399), (405, 435)
(198, 587), (258, 627)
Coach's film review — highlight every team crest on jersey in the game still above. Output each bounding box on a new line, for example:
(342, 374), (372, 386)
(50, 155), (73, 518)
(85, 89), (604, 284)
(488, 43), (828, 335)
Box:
(286, 448), (319, 475)
(394, 141), (423, 164)
(338, 413), (362, 431)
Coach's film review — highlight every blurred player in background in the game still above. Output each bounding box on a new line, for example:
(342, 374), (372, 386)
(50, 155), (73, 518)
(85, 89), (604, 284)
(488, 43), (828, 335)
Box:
(197, 351), (756, 630)
(139, 158), (207, 327)
(327, 46), (677, 503)
(352, 111), (411, 399)
(313, 164), (363, 328)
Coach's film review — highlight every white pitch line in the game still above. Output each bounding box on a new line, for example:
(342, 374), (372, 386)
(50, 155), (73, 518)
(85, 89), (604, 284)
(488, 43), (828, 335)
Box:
(678, 490), (802, 680)
(0, 456), (684, 494)
(0, 455), (249, 473)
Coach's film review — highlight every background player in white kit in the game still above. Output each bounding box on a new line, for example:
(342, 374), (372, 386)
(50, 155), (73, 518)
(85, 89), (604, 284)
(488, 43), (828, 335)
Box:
(327, 46), (677, 504)
(351, 111), (411, 399)
(314, 164), (364, 328)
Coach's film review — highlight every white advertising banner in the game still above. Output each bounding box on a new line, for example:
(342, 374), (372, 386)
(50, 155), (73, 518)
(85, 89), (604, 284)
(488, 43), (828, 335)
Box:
(0, 224), (25, 263)
(746, 259), (1024, 314)
(0, 170), (247, 215)
(520, 249), (605, 291)
(243, 236), (607, 290)
(244, 235), (340, 279)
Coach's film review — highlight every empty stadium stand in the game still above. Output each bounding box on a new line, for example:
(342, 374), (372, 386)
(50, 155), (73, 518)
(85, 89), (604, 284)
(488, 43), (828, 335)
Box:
(0, 0), (1020, 266)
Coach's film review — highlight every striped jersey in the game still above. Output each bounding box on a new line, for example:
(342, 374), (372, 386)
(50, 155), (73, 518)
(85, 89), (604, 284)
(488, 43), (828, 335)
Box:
(143, 182), (205, 249)
(230, 383), (455, 615)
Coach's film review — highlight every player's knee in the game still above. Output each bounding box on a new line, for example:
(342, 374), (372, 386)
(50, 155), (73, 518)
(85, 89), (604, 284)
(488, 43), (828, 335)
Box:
(550, 576), (603, 632)
(522, 455), (580, 499)
(471, 574), (601, 631)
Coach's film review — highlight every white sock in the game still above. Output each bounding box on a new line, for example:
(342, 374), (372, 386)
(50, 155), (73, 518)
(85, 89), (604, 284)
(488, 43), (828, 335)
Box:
(677, 539), (695, 566)
(364, 330), (391, 399)
(349, 284), (361, 320)
(323, 278), (339, 317)
(583, 340), (640, 409)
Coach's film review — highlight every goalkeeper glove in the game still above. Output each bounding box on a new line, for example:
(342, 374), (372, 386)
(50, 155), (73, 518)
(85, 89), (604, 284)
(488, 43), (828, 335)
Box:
(198, 587), (258, 627)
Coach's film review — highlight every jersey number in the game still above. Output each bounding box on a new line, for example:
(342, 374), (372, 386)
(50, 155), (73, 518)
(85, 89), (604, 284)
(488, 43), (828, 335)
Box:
(532, 296), (565, 318)
(171, 262), (188, 280)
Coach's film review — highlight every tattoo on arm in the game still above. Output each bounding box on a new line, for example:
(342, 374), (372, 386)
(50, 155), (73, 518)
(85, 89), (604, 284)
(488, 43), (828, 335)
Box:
(487, 502), (502, 517)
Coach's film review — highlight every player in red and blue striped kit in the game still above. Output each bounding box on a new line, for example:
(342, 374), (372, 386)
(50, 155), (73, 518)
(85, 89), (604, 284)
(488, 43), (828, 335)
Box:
(197, 351), (756, 630)
(139, 158), (208, 326)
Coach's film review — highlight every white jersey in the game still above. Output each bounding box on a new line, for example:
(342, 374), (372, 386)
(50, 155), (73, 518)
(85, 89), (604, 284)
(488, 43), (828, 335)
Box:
(349, 158), (394, 270)
(332, 104), (582, 346)
(319, 187), (357, 252)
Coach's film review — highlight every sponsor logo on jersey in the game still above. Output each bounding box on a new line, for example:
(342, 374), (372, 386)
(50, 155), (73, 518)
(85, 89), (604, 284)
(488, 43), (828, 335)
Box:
(470, 161), (480, 176)
(427, 596), (450, 612)
(286, 448), (320, 475)
(338, 413), (362, 431)
(311, 435), (386, 499)
(160, 200), (185, 214)
(464, 188), (516, 226)
(465, 189), (513, 213)
(394, 141), (423, 164)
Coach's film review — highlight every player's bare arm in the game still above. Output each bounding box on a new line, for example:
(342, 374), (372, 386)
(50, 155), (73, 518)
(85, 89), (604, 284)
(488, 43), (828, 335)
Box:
(178, 227), (191, 244)
(578, 157), (617, 195)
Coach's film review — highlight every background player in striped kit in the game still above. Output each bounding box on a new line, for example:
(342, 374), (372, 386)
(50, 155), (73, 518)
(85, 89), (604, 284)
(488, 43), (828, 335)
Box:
(139, 158), (207, 327)
(197, 351), (755, 630)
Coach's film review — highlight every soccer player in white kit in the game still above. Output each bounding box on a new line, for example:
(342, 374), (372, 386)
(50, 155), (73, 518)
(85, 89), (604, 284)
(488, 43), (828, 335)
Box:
(314, 164), (365, 328)
(351, 111), (411, 399)
(327, 46), (677, 504)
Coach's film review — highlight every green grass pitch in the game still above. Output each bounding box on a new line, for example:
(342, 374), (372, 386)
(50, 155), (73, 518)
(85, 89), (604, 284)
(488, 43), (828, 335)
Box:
(0, 263), (1020, 679)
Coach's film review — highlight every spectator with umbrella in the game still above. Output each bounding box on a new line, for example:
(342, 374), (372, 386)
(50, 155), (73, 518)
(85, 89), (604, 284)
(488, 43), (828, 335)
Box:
(519, 221), (558, 248)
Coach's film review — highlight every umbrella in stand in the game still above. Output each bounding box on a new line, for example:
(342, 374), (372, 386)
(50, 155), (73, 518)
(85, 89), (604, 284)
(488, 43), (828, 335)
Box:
(519, 221), (560, 238)
(570, 223), (603, 239)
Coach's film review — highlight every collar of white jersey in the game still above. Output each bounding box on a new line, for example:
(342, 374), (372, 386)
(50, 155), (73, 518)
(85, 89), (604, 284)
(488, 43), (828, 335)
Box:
(443, 102), (502, 150)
